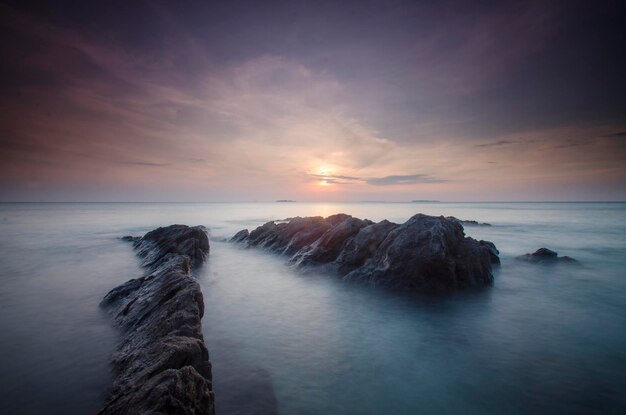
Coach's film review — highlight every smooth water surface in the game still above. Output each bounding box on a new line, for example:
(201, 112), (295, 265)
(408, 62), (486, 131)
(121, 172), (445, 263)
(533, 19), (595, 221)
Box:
(0, 202), (625, 414)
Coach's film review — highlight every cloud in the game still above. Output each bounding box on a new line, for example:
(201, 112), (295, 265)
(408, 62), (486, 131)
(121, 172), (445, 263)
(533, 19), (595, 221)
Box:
(120, 161), (171, 167)
(550, 141), (586, 150)
(310, 173), (362, 181)
(1, 4), (624, 201)
(323, 178), (353, 185)
(474, 140), (521, 148)
(603, 131), (626, 138)
(366, 174), (447, 186)
(309, 174), (363, 185)
(308, 172), (446, 186)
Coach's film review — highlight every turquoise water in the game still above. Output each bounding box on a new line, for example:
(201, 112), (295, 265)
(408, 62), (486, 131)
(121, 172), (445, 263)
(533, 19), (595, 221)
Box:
(0, 202), (625, 414)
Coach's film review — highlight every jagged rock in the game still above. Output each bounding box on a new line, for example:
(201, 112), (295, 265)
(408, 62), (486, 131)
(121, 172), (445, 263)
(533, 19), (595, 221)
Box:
(249, 216), (334, 255)
(230, 229), (249, 243)
(516, 248), (580, 265)
(291, 216), (372, 267)
(233, 213), (499, 292)
(100, 225), (214, 415)
(133, 224), (209, 269)
(335, 219), (399, 274)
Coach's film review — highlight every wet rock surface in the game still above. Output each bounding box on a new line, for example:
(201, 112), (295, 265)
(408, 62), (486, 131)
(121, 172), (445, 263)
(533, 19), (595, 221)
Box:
(233, 213), (500, 292)
(516, 248), (580, 265)
(100, 225), (214, 415)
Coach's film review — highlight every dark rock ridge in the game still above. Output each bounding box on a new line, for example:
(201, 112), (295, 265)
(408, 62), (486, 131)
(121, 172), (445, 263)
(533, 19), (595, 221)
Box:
(100, 225), (214, 415)
(232, 213), (500, 292)
(516, 248), (580, 265)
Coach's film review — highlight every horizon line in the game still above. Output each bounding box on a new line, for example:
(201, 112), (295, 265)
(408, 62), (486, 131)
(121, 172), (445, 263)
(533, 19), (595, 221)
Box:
(1, 200), (624, 204)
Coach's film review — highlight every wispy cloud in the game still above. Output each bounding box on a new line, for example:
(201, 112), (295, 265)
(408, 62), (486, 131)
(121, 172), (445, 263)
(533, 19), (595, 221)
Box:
(120, 161), (171, 167)
(367, 174), (446, 186)
(474, 140), (521, 148)
(309, 172), (446, 186)
(549, 140), (588, 150)
(310, 174), (362, 184)
(323, 178), (353, 185)
(603, 131), (626, 138)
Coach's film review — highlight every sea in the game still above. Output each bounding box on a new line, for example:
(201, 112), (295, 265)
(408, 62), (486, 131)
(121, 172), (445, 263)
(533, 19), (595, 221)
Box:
(0, 202), (624, 414)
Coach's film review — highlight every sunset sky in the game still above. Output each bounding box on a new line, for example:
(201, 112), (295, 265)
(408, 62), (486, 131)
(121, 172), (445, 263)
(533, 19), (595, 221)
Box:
(1, 1), (625, 201)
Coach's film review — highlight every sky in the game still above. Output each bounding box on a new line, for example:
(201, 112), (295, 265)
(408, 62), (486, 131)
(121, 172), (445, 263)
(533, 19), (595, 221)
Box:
(0, 0), (625, 202)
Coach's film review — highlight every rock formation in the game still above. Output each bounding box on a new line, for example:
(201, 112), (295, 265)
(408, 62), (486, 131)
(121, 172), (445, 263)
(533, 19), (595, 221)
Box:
(516, 247), (580, 265)
(233, 213), (500, 292)
(100, 225), (214, 415)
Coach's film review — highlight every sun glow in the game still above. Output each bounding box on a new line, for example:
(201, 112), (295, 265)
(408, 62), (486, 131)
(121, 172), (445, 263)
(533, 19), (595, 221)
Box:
(317, 165), (332, 175)
(314, 165), (335, 187)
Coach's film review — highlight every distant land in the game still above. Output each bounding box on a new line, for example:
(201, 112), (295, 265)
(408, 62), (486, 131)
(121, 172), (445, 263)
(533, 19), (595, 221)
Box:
(276, 200), (297, 202)
(411, 200), (440, 203)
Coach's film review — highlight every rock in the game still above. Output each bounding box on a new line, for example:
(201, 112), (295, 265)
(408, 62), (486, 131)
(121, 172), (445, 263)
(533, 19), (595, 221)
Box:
(291, 216), (372, 267)
(120, 235), (140, 243)
(100, 225), (214, 415)
(134, 224), (209, 269)
(478, 240), (500, 264)
(335, 219), (398, 274)
(249, 216), (334, 256)
(345, 214), (498, 291)
(233, 213), (499, 292)
(102, 366), (214, 415)
(516, 248), (580, 265)
(230, 229), (249, 243)
(531, 247), (558, 258)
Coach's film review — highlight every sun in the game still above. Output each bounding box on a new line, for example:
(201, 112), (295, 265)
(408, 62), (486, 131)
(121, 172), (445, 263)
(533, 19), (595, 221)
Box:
(317, 165), (332, 175)
(315, 165), (333, 187)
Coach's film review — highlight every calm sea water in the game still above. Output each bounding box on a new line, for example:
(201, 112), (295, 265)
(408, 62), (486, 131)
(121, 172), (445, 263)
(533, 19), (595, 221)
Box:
(0, 202), (625, 414)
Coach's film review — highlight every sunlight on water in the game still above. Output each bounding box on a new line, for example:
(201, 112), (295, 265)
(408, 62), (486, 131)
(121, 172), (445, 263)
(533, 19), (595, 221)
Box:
(0, 202), (625, 414)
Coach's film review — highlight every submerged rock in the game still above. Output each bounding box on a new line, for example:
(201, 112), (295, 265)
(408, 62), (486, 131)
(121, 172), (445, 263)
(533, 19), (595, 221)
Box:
(100, 225), (214, 415)
(233, 213), (500, 292)
(516, 248), (580, 265)
(447, 218), (492, 227)
(120, 235), (140, 243)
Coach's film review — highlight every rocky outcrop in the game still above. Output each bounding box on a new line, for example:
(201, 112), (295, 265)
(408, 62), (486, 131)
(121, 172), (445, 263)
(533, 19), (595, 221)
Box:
(233, 214), (500, 292)
(100, 225), (214, 415)
(516, 248), (580, 265)
(230, 229), (249, 243)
